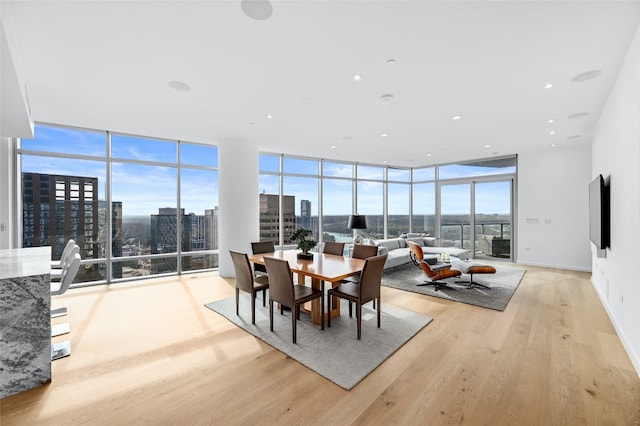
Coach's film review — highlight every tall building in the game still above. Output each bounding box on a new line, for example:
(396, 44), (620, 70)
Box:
(259, 193), (295, 244)
(300, 199), (311, 229)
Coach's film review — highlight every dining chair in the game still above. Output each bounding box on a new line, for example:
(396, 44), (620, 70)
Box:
(322, 241), (345, 256)
(327, 254), (387, 339)
(51, 239), (76, 269)
(251, 241), (275, 277)
(50, 241), (80, 281)
(230, 250), (270, 324)
(342, 243), (380, 307)
(264, 256), (324, 343)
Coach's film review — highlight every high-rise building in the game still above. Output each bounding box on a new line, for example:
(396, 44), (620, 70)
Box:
(300, 199), (311, 229)
(259, 193), (295, 244)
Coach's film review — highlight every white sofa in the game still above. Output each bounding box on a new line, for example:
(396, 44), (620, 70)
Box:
(371, 235), (471, 269)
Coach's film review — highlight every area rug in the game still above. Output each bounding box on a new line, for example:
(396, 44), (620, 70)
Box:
(382, 262), (526, 311)
(205, 295), (432, 390)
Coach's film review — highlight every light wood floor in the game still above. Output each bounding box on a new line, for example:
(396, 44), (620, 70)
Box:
(2, 264), (639, 425)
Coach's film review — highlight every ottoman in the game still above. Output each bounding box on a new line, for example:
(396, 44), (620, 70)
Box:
(452, 261), (496, 289)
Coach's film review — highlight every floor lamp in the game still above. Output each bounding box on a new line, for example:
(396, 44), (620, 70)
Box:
(348, 214), (368, 245)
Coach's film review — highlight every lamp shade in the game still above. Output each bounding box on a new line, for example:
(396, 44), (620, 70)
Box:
(347, 214), (367, 230)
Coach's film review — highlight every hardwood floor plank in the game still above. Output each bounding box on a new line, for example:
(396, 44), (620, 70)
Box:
(2, 267), (639, 425)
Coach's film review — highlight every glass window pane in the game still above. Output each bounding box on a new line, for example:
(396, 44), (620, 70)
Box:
(412, 182), (435, 235)
(113, 256), (177, 278)
(21, 155), (107, 262)
(413, 167), (435, 181)
(439, 157), (516, 180)
(322, 178), (352, 243)
(283, 176), (318, 245)
(182, 253), (218, 271)
(111, 134), (177, 163)
(388, 183), (410, 236)
(388, 167), (410, 182)
(323, 161), (353, 178)
(259, 154), (280, 172)
(357, 181), (383, 239)
(283, 157), (319, 175)
(112, 162), (177, 280)
(181, 168), (218, 256)
(20, 124), (106, 157)
(181, 143), (218, 167)
(357, 164), (383, 180)
(259, 174), (281, 244)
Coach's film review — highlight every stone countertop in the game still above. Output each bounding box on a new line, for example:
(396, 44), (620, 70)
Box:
(0, 247), (51, 280)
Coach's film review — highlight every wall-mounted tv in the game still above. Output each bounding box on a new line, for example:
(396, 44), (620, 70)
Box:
(589, 174), (610, 250)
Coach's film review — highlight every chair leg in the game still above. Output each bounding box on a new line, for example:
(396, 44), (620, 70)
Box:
(357, 303), (362, 340)
(236, 288), (240, 316)
(321, 294), (324, 330)
(251, 291), (256, 324)
(292, 307), (297, 344)
(349, 301), (353, 318)
(269, 300), (274, 332)
(327, 293), (332, 328)
(262, 289), (267, 306)
(377, 297), (381, 328)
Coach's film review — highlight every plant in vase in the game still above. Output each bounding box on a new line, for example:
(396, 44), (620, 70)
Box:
(290, 228), (317, 259)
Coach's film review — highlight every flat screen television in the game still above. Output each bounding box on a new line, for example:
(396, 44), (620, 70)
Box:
(589, 174), (610, 250)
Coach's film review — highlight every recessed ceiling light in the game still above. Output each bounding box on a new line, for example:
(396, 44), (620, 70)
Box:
(566, 135), (582, 139)
(549, 130), (556, 135)
(241, 0), (273, 20)
(383, 160), (388, 164)
(483, 144), (491, 148)
(426, 153), (433, 157)
(266, 114), (273, 119)
(547, 119), (555, 123)
(380, 93), (395, 102)
(452, 115), (462, 120)
(168, 80), (190, 92)
(353, 74), (362, 81)
(568, 112), (589, 119)
(544, 83), (554, 89)
(551, 143), (557, 147)
(386, 59), (396, 65)
(571, 70), (602, 83)
(380, 133), (388, 138)
(330, 145), (337, 149)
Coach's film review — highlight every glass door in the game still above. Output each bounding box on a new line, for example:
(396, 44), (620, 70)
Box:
(439, 183), (471, 252)
(438, 179), (513, 260)
(474, 180), (512, 260)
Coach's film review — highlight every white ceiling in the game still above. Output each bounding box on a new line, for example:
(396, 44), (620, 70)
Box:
(6, 1), (640, 167)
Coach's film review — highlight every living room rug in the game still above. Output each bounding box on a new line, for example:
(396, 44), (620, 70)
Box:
(382, 262), (526, 311)
(204, 295), (432, 390)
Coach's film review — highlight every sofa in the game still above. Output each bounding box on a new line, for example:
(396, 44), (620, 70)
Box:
(370, 234), (471, 269)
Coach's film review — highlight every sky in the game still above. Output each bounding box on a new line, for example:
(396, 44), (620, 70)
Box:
(21, 124), (513, 218)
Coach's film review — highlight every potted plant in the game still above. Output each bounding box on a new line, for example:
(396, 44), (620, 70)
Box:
(290, 227), (317, 259)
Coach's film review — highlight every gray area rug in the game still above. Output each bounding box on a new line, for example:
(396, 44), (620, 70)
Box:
(382, 262), (526, 311)
(205, 295), (432, 390)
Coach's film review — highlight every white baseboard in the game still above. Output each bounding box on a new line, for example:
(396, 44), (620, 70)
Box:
(515, 261), (591, 272)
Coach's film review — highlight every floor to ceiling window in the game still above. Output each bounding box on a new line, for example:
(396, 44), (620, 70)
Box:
(18, 123), (219, 285)
(258, 153), (516, 260)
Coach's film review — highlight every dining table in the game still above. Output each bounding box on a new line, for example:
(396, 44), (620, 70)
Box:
(248, 249), (365, 325)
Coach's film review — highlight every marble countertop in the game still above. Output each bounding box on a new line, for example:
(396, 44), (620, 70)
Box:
(0, 247), (51, 280)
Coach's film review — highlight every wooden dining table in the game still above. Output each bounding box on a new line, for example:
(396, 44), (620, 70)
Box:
(248, 249), (365, 325)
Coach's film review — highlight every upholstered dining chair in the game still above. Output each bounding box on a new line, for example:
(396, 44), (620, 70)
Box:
(251, 241), (275, 277)
(327, 254), (387, 339)
(407, 241), (461, 291)
(230, 250), (270, 324)
(322, 241), (345, 256)
(341, 243), (381, 307)
(264, 256), (324, 344)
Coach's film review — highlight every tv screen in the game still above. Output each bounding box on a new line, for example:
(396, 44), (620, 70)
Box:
(589, 174), (609, 250)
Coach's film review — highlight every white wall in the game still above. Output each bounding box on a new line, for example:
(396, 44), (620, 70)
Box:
(517, 144), (592, 271)
(591, 23), (640, 375)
